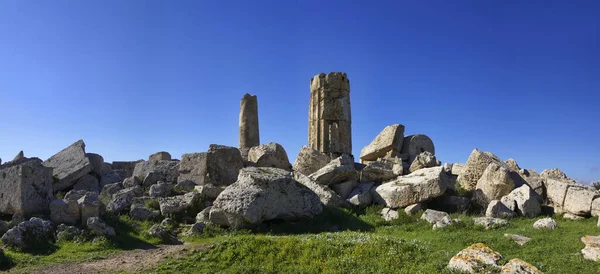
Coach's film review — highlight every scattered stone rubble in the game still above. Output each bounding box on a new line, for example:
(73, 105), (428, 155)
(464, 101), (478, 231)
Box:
(0, 72), (596, 271)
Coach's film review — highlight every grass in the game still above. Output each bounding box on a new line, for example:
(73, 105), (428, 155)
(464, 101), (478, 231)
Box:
(4, 206), (600, 273)
(3, 214), (166, 272)
(152, 207), (600, 274)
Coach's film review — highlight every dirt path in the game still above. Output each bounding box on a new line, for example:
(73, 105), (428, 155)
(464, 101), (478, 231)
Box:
(18, 242), (208, 274)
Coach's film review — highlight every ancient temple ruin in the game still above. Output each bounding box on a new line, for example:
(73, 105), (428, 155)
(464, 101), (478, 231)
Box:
(308, 72), (352, 159)
(239, 93), (259, 159)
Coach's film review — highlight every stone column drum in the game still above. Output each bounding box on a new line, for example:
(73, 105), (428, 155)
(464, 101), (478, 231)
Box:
(239, 93), (260, 159)
(308, 72), (352, 159)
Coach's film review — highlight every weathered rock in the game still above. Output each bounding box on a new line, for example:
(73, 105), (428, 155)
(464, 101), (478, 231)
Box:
(443, 163), (453, 174)
(563, 184), (599, 216)
(371, 167), (452, 208)
(292, 146), (330, 176)
(196, 207), (211, 223)
(239, 93), (260, 160)
(544, 178), (570, 209)
(42, 140), (93, 191)
(149, 152), (171, 163)
(188, 222), (206, 235)
(476, 162), (515, 203)
(177, 153), (207, 185)
(504, 234), (531, 246)
(140, 161), (180, 187)
(457, 149), (505, 191)
(500, 258), (542, 274)
(99, 183), (123, 204)
(421, 209), (453, 229)
(2, 217), (54, 250)
(347, 182), (373, 207)
(309, 72), (352, 159)
(519, 169), (545, 198)
(294, 173), (350, 208)
(55, 224), (84, 242)
(209, 167), (323, 229)
(174, 180), (196, 193)
(149, 181), (174, 198)
(381, 207), (399, 221)
(486, 200), (517, 219)
(85, 153), (105, 176)
(360, 159), (402, 183)
(500, 185), (541, 218)
(533, 218), (557, 230)
(359, 124), (405, 162)
(0, 159), (54, 215)
(100, 169), (127, 187)
(161, 218), (175, 228)
(581, 235), (600, 261)
(78, 192), (105, 222)
(563, 213), (584, 220)
(73, 174), (101, 193)
(504, 158), (521, 172)
(0, 221), (8, 236)
(10, 214), (25, 228)
(87, 217), (115, 237)
(159, 192), (203, 217)
(111, 161), (142, 178)
(448, 243), (502, 273)
(540, 168), (576, 184)
(148, 224), (168, 239)
(409, 151), (438, 173)
(122, 176), (141, 188)
(404, 203), (423, 215)
(64, 190), (88, 201)
(308, 154), (357, 185)
(107, 186), (143, 214)
(400, 134), (435, 163)
(50, 199), (80, 225)
(129, 204), (160, 221)
(248, 142), (290, 170)
(180, 145), (243, 188)
(451, 163), (464, 176)
(329, 180), (358, 199)
(194, 184), (225, 202)
(473, 217), (509, 229)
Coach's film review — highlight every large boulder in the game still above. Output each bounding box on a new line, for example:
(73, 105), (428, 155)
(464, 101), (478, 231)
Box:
(518, 169), (545, 198)
(138, 161), (180, 187)
(408, 151), (438, 173)
(78, 192), (105, 222)
(292, 146), (330, 176)
(359, 124), (405, 162)
(540, 168), (576, 184)
(209, 167), (323, 229)
(148, 181), (174, 198)
(308, 154), (357, 185)
(360, 159), (403, 183)
(544, 178), (571, 210)
(248, 142), (291, 170)
(85, 153), (105, 176)
(2, 217), (54, 250)
(475, 162), (515, 203)
(42, 140), (93, 191)
(347, 182), (373, 207)
(563, 184), (599, 216)
(149, 152), (171, 163)
(533, 217), (557, 230)
(0, 159), (54, 215)
(581, 236), (600, 262)
(100, 169), (127, 188)
(176, 145), (243, 188)
(87, 217), (115, 237)
(73, 174), (101, 193)
(99, 183), (123, 204)
(457, 149), (505, 191)
(400, 134), (435, 163)
(486, 200), (517, 219)
(111, 160), (143, 178)
(107, 186), (144, 214)
(158, 192), (203, 217)
(129, 204), (160, 221)
(500, 185), (541, 218)
(371, 167), (452, 208)
(329, 180), (358, 199)
(294, 173), (350, 208)
(50, 199), (80, 225)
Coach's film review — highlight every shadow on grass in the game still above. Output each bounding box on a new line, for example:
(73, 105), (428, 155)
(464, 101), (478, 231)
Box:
(254, 206), (375, 235)
(102, 214), (161, 250)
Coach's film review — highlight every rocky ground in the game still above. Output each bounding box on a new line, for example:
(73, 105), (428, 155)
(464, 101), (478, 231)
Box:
(0, 122), (599, 273)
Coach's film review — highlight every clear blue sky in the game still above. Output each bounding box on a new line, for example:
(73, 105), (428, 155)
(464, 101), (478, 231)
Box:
(1, 1), (599, 183)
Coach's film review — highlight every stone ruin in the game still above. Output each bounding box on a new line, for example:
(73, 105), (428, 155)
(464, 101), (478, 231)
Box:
(0, 71), (598, 263)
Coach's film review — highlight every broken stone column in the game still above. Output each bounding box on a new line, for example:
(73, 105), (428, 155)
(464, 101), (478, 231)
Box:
(239, 93), (260, 160)
(309, 72), (352, 159)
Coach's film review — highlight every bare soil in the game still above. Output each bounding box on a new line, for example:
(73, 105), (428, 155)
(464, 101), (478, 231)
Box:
(15, 242), (208, 274)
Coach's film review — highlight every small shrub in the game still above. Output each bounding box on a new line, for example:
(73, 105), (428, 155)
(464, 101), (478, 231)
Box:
(145, 199), (160, 211)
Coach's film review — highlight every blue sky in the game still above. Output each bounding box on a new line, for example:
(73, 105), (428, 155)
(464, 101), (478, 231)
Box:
(0, 1), (599, 183)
